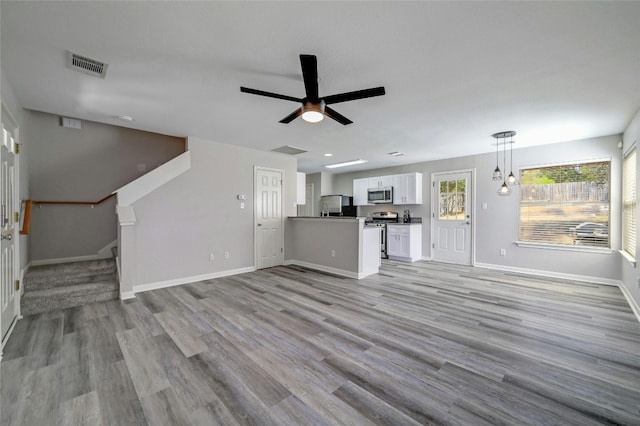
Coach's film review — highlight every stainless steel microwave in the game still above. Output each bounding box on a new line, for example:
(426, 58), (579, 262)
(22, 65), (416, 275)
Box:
(367, 186), (393, 204)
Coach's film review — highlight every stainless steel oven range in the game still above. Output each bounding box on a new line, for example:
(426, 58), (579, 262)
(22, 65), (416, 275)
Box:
(364, 211), (399, 259)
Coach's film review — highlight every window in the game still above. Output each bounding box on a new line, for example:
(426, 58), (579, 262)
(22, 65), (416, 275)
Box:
(623, 148), (636, 257)
(439, 179), (466, 220)
(519, 161), (610, 248)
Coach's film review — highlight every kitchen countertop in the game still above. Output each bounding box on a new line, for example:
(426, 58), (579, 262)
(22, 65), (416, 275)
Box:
(290, 216), (366, 221)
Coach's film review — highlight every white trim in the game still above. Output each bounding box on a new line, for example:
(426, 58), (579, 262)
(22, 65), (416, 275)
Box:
(430, 168), (475, 266)
(618, 283), (640, 324)
(474, 262), (640, 323)
(120, 291), (136, 300)
(254, 166), (285, 270)
(519, 156), (613, 171)
(114, 151), (191, 206)
(622, 140), (637, 158)
(421, 255), (433, 261)
(30, 254), (99, 266)
(515, 241), (614, 254)
(97, 239), (118, 258)
(620, 250), (637, 267)
(116, 205), (136, 226)
(132, 266), (256, 294)
(475, 262), (621, 287)
(1, 315), (19, 358)
(284, 259), (371, 279)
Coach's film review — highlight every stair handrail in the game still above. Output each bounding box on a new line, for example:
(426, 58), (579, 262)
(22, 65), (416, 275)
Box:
(32, 192), (116, 206)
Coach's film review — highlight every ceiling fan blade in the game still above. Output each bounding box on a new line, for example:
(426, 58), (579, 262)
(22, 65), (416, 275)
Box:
(279, 108), (302, 124)
(240, 87), (302, 103)
(323, 86), (386, 105)
(300, 54), (319, 101)
(324, 106), (353, 125)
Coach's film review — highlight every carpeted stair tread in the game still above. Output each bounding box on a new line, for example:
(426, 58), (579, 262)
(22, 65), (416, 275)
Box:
(24, 259), (116, 290)
(21, 259), (119, 316)
(21, 281), (119, 316)
(25, 271), (117, 291)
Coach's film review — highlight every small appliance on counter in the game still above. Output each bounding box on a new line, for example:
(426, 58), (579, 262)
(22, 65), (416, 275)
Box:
(320, 195), (357, 217)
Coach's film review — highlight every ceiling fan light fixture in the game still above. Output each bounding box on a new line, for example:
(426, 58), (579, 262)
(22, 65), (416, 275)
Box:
(301, 101), (325, 123)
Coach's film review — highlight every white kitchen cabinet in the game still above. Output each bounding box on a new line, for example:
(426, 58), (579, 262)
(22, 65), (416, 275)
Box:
(353, 178), (370, 206)
(387, 224), (422, 262)
(369, 175), (393, 188)
(393, 172), (423, 205)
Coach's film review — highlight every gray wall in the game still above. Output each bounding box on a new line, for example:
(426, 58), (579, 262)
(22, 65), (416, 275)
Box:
(332, 135), (622, 282)
(25, 110), (185, 261)
(305, 172), (337, 216)
(130, 136), (297, 287)
(621, 108), (640, 306)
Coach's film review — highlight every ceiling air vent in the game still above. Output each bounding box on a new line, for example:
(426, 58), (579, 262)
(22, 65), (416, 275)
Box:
(271, 145), (308, 155)
(66, 51), (108, 79)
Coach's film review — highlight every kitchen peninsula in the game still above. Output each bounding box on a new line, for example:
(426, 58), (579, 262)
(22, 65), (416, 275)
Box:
(285, 217), (381, 278)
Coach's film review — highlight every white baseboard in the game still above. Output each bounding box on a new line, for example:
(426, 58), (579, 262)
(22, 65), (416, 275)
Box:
(474, 262), (622, 287)
(475, 262), (640, 324)
(120, 291), (136, 300)
(31, 254), (100, 266)
(30, 241), (118, 267)
(421, 256), (432, 261)
(132, 266), (256, 295)
(284, 260), (369, 279)
(618, 283), (640, 324)
(97, 239), (118, 258)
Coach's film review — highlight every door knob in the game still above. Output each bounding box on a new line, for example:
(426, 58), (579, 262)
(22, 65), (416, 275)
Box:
(1, 233), (12, 240)
(257, 223), (262, 227)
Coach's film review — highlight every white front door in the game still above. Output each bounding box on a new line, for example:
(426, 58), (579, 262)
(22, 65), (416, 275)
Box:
(1, 107), (19, 344)
(432, 170), (473, 265)
(255, 168), (284, 269)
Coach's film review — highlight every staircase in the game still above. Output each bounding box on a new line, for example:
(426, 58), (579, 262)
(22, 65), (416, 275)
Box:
(21, 258), (119, 316)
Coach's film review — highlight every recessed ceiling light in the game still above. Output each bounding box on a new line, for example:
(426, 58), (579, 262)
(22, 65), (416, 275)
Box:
(388, 151), (404, 156)
(324, 153), (333, 157)
(117, 115), (134, 122)
(325, 159), (368, 169)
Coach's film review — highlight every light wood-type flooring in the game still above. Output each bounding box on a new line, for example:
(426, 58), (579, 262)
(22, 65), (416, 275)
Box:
(2, 260), (640, 425)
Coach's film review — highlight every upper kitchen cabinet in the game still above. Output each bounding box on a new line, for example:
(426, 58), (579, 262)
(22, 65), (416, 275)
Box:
(393, 172), (423, 205)
(353, 178), (370, 206)
(369, 175), (393, 188)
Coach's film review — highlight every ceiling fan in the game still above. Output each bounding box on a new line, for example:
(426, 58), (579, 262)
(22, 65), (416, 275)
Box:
(240, 54), (385, 125)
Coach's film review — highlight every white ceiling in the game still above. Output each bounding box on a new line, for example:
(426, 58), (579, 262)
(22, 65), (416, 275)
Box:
(2, 1), (640, 173)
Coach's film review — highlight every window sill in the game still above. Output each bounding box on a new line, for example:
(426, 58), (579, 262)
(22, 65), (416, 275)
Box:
(516, 241), (613, 254)
(619, 250), (637, 267)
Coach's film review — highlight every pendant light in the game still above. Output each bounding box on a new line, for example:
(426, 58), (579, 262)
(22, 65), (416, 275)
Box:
(506, 132), (519, 186)
(491, 131), (516, 196)
(492, 137), (503, 181)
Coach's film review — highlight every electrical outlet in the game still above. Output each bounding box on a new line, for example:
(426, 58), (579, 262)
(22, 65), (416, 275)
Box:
(224, 251), (230, 259)
(500, 249), (506, 256)
(331, 249), (336, 257)
(209, 253), (215, 261)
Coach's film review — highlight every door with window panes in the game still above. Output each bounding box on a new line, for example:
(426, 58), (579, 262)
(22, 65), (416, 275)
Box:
(432, 171), (472, 265)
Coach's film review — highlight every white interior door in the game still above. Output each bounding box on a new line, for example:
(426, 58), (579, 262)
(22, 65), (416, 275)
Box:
(1, 111), (19, 343)
(255, 168), (284, 269)
(432, 170), (473, 265)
